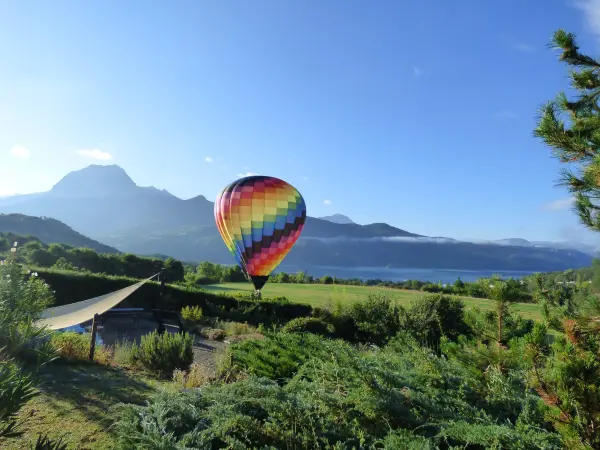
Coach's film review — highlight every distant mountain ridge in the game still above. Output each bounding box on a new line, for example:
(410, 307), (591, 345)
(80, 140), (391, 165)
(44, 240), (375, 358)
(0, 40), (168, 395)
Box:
(0, 214), (118, 253)
(318, 214), (356, 225)
(0, 164), (593, 272)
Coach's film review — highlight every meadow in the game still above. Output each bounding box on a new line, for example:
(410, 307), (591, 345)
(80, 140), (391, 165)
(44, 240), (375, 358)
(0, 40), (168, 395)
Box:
(204, 282), (544, 321)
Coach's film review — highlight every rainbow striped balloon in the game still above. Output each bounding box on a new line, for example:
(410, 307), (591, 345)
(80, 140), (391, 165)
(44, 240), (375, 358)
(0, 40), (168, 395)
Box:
(214, 175), (307, 292)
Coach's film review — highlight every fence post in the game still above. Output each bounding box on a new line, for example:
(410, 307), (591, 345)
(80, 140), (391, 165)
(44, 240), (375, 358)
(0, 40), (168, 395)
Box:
(89, 314), (99, 361)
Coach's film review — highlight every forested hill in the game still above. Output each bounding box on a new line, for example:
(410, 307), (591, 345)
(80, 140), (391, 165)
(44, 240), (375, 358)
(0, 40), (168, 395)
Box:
(0, 214), (117, 254)
(0, 232), (185, 281)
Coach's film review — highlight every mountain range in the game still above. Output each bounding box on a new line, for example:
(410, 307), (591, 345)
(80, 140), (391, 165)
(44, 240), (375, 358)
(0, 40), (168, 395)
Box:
(0, 164), (594, 272)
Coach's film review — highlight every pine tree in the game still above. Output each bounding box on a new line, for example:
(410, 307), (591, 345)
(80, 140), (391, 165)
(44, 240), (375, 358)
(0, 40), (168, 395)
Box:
(535, 30), (600, 231)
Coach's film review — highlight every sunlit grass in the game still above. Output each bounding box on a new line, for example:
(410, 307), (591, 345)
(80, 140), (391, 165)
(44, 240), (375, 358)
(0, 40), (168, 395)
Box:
(203, 282), (544, 322)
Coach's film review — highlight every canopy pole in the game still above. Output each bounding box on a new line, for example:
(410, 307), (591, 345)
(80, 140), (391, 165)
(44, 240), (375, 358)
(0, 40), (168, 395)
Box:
(88, 313), (99, 361)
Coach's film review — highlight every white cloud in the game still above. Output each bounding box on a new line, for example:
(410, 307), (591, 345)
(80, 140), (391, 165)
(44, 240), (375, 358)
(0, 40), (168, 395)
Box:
(204, 156), (213, 163)
(541, 197), (575, 211)
(324, 199), (332, 205)
(303, 176), (309, 181)
(237, 172), (258, 178)
(10, 146), (30, 159)
(574, 0), (600, 38)
(495, 110), (519, 120)
(76, 149), (112, 160)
(412, 66), (423, 77)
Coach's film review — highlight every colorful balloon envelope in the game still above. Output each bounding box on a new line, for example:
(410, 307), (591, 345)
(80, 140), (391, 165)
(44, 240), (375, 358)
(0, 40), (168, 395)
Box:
(214, 175), (307, 293)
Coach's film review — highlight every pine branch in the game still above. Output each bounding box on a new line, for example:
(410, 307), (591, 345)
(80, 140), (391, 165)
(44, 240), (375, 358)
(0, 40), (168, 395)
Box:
(552, 29), (600, 69)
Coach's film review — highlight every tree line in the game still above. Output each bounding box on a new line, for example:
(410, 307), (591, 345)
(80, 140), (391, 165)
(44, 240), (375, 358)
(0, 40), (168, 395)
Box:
(0, 233), (185, 282)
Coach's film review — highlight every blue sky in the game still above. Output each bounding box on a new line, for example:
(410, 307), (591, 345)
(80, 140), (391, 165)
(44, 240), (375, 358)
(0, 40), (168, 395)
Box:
(1, 0), (599, 243)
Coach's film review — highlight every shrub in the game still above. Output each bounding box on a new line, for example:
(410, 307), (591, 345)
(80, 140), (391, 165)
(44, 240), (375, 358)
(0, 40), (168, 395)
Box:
(31, 435), (68, 450)
(116, 334), (563, 449)
(202, 328), (226, 341)
(172, 362), (209, 389)
(0, 362), (38, 438)
(49, 331), (90, 361)
(281, 317), (334, 336)
(398, 294), (471, 349)
(0, 262), (56, 365)
(133, 331), (194, 378)
(217, 321), (256, 336)
(222, 332), (354, 381)
(180, 305), (203, 322)
(49, 331), (111, 364)
(111, 340), (137, 367)
(347, 294), (400, 345)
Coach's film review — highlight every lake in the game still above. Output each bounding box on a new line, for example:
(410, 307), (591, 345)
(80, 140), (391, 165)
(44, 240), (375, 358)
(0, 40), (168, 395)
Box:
(278, 265), (538, 284)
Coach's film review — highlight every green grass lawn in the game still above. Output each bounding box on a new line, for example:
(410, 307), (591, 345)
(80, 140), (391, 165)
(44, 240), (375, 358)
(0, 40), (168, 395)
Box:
(0, 363), (167, 450)
(204, 282), (544, 322)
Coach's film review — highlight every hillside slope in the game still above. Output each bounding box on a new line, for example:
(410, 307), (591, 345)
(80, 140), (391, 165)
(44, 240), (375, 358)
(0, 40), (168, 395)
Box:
(0, 214), (118, 253)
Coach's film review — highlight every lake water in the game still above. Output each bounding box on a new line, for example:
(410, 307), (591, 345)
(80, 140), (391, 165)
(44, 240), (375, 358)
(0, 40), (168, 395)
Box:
(278, 265), (538, 284)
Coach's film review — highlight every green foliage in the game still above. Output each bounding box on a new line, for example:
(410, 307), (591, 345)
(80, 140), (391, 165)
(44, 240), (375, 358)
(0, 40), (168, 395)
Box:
(2, 233), (186, 281)
(31, 434), (68, 450)
(111, 340), (137, 367)
(523, 329), (600, 448)
(0, 363), (38, 439)
(217, 320), (257, 336)
(172, 363), (209, 389)
(281, 317), (335, 336)
(133, 331), (194, 378)
(180, 305), (203, 322)
(186, 261), (247, 285)
(398, 294), (471, 349)
(465, 307), (534, 346)
(534, 30), (600, 232)
(346, 293), (400, 346)
(202, 328), (226, 341)
(223, 332), (352, 381)
(49, 332), (90, 361)
(0, 262), (56, 365)
(117, 333), (563, 449)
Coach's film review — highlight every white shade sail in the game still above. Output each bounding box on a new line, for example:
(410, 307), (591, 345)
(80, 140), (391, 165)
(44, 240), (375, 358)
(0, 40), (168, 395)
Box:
(38, 274), (159, 330)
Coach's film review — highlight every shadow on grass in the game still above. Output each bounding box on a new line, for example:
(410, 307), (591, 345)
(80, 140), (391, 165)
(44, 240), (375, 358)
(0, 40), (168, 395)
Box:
(37, 362), (155, 431)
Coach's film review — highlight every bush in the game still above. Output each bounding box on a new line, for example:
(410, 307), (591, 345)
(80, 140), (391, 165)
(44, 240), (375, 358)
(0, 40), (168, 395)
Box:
(398, 294), (471, 349)
(133, 331), (194, 378)
(202, 328), (226, 341)
(49, 331), (111, 364)
(111, 340), (137, 367)
(172, 362), (209, 389)
(0, 262), (56, 365)
(222, 332), (354, 381)
(347, 294), (400, 345)
(0, 362), (37, 438)
(180, 305), (203, 322)
(49, 331), (89, 361)
(281, 317), (334, 336)
(116, 334), (563, 449)
(217, 321), (257, 336)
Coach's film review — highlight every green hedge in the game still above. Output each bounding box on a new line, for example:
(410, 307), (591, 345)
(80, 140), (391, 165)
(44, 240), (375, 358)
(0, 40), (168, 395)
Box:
(35, 269), (313, 326)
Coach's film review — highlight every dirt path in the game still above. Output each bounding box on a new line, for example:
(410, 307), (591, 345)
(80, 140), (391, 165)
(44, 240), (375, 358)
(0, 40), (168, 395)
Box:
(191, 336), (228, 377)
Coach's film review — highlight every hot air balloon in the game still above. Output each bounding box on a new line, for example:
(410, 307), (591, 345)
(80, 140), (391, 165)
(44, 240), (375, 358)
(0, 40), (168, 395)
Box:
(214, 175), (307, 297)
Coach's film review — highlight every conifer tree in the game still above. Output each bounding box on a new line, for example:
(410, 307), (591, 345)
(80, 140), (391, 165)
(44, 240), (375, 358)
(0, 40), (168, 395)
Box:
(535, 30), (600, 231)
